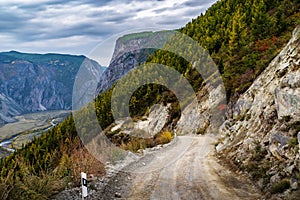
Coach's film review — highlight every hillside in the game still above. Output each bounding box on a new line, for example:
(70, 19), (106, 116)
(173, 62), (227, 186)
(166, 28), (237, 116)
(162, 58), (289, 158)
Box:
(151, 0), (300, 101)
(217, 25), (300, 198)
(0, 0), (300, 199)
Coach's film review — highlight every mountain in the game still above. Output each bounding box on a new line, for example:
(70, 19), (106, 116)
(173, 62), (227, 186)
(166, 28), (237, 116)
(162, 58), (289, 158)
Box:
(97, 31), (168, 94)
(0, 51), (105, 125)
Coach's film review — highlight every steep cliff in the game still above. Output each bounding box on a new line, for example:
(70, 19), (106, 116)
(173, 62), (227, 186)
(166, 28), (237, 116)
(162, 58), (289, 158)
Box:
(217, 25), (300, 198)
(0, 51), (104, 125)
(97, 31), (166, 93)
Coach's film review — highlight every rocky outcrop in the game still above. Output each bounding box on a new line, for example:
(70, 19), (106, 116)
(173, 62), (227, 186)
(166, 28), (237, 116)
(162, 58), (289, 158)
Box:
(176, 82), (225, 135)
(109, 103), (171, 138)
(0, 51), (104, 125)
(275, 71), (300, 120)
(97, 31), (167, 94)
(217, 25), (300, 197)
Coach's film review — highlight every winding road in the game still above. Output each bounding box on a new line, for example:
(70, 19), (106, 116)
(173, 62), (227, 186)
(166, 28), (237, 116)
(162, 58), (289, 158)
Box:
(89, 134), (261, 200)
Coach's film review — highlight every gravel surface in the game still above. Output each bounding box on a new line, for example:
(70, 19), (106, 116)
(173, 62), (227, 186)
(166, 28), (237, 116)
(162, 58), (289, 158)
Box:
(53, 135), (261, 200)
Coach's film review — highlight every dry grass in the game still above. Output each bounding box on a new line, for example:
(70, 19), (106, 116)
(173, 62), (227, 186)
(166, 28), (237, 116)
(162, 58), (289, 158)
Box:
(0, 137), (105, 199)
(69, 145), (105, 184)
(155, 131), (173, 144)
(119, 130), (174, 152)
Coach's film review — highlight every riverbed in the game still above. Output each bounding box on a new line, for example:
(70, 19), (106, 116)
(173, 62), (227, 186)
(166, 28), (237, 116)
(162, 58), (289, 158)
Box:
(0, 110), (70, 158)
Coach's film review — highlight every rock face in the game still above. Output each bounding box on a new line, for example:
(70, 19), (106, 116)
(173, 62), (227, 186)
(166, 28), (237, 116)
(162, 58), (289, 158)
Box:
(97, 31), (168, 94)
(0, 51), (104, 125)
(275, 72), (300, 120)
(0, 93), (24, 123)
(109, 103), (171, 138)
(176, 82), (226, 135)
(217, 25), (300, 195)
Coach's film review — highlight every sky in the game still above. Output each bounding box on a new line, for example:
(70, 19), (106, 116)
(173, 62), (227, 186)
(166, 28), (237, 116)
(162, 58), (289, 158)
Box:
(0, 0), (216, 66)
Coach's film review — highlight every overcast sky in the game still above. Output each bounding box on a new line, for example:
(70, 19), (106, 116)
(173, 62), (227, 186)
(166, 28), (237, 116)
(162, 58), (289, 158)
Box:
(0, 0), (216, 65)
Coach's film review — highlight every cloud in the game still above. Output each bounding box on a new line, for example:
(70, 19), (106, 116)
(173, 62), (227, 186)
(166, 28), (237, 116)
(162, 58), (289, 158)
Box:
(0, 0), (217, 65)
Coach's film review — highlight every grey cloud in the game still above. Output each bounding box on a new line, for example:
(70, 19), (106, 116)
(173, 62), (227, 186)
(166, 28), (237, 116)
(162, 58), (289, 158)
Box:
(182, 6), (208, 17)
(87, 11), (135, 23)
(0, 8), (33, 33)
(156, 17), (183, 26)
(183, 0), (213, 7)
(0, 0), (217, 57)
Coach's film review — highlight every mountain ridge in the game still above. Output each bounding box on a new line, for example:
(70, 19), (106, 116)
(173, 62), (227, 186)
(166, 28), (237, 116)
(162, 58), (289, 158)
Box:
(0, 51), (105, 125)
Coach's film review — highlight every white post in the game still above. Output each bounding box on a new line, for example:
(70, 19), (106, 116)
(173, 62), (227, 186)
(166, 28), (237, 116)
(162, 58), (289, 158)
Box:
(81, 172), (88, 199)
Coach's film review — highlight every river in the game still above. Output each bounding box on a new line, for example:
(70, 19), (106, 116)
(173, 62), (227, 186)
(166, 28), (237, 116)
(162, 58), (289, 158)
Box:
(0, 119), (57, 153)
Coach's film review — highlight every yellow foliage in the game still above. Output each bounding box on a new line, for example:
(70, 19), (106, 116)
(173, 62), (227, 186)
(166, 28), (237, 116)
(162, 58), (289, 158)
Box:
(156, 131), (173, 144)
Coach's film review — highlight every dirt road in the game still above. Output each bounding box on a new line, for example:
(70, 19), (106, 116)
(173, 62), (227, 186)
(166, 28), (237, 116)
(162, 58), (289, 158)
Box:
(88, 135), (261, 200)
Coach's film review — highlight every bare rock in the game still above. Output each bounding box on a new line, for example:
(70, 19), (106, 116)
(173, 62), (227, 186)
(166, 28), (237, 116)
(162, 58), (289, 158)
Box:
(217, 26), (300, 200)
(290, 179), (298, 190)
(275, 86), (300, 121)
(110, 103), (171, 138)
(270, 132), (291, 150)
(284, 164), (295, 175)
(176, 83), (225, 135)
(257, 178), (265, 190)
(269, 144), (284, 161)
(89, 174), (97, 182)
(270, 174), (281, 184)
(97, 32), (167, 94)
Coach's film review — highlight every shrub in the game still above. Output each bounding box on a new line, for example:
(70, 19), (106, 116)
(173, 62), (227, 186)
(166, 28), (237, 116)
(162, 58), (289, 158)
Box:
(123, 139), (147, 152)
(0, 157), (67, 200)
(288, 137), (299, 147)
(270, 179), (290, 194)
(282, 115), (292, 122)
(156, 131), (173, 144)
(290, 121), (300, 133)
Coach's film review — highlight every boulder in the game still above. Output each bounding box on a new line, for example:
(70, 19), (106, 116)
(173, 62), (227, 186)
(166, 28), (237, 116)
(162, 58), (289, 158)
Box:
(270, 174), (281, 184)
(275, 87), (300, 121)
(269, 144), (284, 161)
(290, 179), (298, 190)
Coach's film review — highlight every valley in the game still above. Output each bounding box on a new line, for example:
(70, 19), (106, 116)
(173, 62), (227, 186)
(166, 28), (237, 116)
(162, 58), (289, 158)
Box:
(0, 110), (70, 158)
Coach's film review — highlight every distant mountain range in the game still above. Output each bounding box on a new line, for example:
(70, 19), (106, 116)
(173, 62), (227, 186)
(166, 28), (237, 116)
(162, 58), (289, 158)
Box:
(0, 51), (105, 125)
(0, 31), (157, 126)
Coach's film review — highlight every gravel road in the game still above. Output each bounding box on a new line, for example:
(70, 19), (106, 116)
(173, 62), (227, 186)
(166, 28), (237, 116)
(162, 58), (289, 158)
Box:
(54, 134), (261, 200)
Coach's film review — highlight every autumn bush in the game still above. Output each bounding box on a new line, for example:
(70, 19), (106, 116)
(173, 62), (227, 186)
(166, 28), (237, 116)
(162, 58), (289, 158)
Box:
(156, 131), (173, 144)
